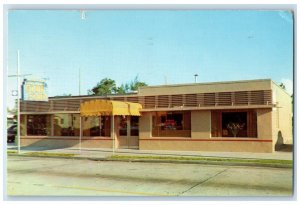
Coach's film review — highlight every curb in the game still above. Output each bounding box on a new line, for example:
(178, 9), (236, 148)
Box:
(7, 153), (292, 169)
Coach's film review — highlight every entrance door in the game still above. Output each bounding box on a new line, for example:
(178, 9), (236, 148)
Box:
(116, 116), (139, 149)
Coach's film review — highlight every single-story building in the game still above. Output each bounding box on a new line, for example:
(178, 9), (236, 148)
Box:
(19, 79), (293, 153)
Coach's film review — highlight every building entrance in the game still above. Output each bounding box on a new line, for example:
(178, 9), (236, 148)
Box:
(116, 116), (139, 149)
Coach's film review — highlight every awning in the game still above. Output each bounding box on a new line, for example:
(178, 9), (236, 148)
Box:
(80, 99), (142, 117)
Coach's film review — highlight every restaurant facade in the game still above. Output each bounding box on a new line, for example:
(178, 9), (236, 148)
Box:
(19, 79), (293, 153)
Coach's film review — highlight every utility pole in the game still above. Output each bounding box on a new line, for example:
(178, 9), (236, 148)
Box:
(79, 67), (81, 95)
(8, 51), (32, 154)
(17, 50), (21, 154)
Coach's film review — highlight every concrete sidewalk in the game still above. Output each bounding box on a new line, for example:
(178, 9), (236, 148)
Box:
(7, 144), (293, 161)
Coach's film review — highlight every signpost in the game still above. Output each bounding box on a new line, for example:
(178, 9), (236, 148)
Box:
(10, 50), (48, 154)
(17, 50), (20, 154)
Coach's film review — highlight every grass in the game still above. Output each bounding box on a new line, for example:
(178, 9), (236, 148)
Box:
(7, 150), (292, 167)
(7, 150), (17, 154)
(109, 155), (293, 166)
(7, 150), (75, 158)
(25, 152), (76, 157)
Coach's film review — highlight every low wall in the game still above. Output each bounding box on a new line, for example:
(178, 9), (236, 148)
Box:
(139, 138), (273, 153)
(20, 136), (274, 153)
(20, 136), (113, 149)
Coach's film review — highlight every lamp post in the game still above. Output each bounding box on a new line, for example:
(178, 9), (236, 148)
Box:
(194, 74), (198, 83)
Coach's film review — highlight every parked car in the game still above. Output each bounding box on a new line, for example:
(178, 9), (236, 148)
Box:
(7, 124), (17, 143)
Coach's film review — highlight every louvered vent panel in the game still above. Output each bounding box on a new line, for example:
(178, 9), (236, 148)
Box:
(20, 101), (27, 112)
(144, 96), (156, 108)
(53, 100), (68, 111)
(263, 90), (272, 105)
(126, 97), (139, 103)
(157, 95), (169, 108)
(171, 95), (183, 107)
(185, 94), (197, 107)
(250, 90), (264, 105)
(81, 97), (107, 103)
(218, 92), (232, 106)
(204, 93), (215, 106)
(21, 101), (50, 112)
(234, 91), (249, 105)
(138, 96), (145, 107)
(111, 97), (125, 102)
(21, 89), (273, 112)
(196, 93), (205, 106)
(65, 99), (81, 111)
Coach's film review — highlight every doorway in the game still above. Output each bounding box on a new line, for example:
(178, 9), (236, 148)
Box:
(117, 116), (139, 149)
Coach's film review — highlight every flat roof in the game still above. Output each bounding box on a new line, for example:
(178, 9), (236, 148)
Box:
(139, 78), (272, 90)
(47, 78), (285, 100)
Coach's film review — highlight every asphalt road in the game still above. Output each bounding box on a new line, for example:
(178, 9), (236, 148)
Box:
(6, 156), (293, 197)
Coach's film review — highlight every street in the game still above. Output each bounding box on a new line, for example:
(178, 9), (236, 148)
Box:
(6, 155), (293, 197)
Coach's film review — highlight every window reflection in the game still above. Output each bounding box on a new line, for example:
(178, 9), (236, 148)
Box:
(152, 111), (191, 137)
(119, 116), (128, 136)
(27, 115), (51, 136)
(83, 116), (111, 137)
(53, 114), (80, 136)
(130, 116), (139, 136)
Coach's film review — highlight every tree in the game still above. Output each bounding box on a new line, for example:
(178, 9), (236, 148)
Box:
(279, 83), (286, 90)
(7, 107), (17, 116)
(88, 76), (147, 95)
(116, 83), (130, 94)
(129, 76), (148, 92)
(88, 78), (117, 95)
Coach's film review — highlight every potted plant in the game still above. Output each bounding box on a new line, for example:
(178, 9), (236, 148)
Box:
(227, 122), (245, 137)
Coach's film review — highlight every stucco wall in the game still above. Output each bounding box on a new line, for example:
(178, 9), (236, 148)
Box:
(191, 110), (211, 138)
(139, 139), (273, 153)
(271, 83), (293, 146)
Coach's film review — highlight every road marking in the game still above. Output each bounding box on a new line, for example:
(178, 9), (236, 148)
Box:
(178, 168), (229, 195)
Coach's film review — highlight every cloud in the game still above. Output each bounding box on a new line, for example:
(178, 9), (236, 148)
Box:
(280, 78), (293, 95)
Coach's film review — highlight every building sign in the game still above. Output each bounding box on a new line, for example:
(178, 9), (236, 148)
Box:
(22, 79), (48, 101)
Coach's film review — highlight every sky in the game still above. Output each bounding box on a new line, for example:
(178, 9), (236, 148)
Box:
(6, 10), (294, 109)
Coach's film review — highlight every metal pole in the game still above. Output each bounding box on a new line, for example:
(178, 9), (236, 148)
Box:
(79, 116), (82, 152)
(112, 115), (115, 155)
(194, 74), (198, 83)
(17, 50), (21, 154)
(79, 67), (81, 96)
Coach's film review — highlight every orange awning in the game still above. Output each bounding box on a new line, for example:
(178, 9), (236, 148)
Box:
(80, 99), (142, 117)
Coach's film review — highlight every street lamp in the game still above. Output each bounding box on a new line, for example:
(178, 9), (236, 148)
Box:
(194, 74), (198, 83)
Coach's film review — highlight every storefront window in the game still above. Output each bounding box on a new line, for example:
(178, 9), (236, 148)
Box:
(152, 111), (191, 137)
(83, 116), (111, 137)
(27, 115), (51, 136)
(130, 116), (139, 136)
(211, 110), (257, 138)
(53, 114), (80, 136)
(222, 112), (247, 137)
